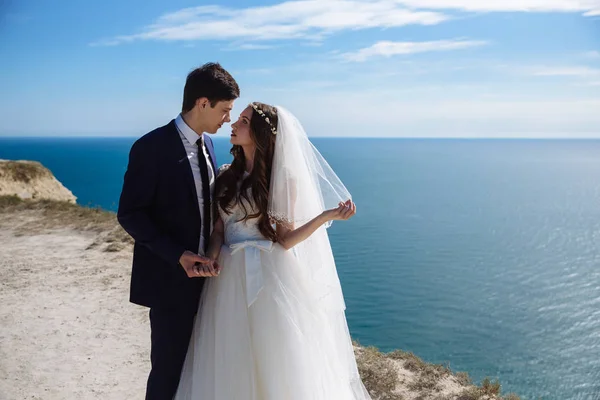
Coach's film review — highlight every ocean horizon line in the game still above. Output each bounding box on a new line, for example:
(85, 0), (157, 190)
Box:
(2, 135), (600, 141)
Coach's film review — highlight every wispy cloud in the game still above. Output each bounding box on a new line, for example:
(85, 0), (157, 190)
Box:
(92, 1), (447, 46)
(226, 43), (278, 51)
(341, 39), (487, 62)
(91, 0), (600, 47)
(90, 38), (131, 47)
(529, 66), (600, 77)
(574, 80), (600, 87)
(525, 65), (600, 89)
(394, 0), (600, 15)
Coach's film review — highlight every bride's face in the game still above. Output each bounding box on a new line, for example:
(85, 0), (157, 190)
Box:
(230, 106), (254, 147)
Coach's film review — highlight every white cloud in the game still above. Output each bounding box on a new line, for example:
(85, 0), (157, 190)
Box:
(529, 66), (600, 77)
(89, 38), (127, 47)
(93, 1), (447, 46)
(341, 39), (488, 62)
(226, 43), (277, 51)
(395, 0), (600, 15)
(92, 0), (600, 46)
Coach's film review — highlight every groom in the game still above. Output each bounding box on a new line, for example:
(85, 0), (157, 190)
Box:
(117, 62), (239, 400)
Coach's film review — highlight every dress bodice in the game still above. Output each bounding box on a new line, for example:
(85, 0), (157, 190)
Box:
(217, 165), (265, 245)
(219, 200), (265, 245)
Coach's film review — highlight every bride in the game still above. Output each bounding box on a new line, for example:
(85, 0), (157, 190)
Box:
(175, 102), (372, 400)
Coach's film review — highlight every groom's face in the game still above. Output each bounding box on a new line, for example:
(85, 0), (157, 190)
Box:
(200, 99), (235, 134)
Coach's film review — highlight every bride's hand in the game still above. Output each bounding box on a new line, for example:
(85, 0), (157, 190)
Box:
(322, 200), (356, 222)
(210, 259), (222, 275)
(192, 258), (221, 277)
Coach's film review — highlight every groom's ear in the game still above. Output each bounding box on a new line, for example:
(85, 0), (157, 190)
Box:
(195, 97), (210, 110)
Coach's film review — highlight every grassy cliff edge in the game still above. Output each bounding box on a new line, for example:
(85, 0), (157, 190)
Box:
(0, 194), (522, 400)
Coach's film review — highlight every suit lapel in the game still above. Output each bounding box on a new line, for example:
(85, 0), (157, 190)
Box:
(204, 135), (218, 174)
(167, 120), (201, 217)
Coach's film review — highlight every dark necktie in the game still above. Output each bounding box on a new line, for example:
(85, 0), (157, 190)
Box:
(196, 138), (211, 252)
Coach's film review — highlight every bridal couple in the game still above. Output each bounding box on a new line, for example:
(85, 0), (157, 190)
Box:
(117, 62), (372, 400)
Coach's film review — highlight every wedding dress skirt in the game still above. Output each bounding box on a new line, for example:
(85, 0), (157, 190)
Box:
(175, 196), (371, 400)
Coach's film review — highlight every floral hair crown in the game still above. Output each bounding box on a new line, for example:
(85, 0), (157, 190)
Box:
(250, 103), (277, 135)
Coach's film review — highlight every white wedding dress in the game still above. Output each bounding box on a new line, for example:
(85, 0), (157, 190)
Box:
(174, 171), (372, 400)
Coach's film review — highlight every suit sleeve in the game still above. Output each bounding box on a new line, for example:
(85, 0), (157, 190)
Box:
(117, 138), (186, 267)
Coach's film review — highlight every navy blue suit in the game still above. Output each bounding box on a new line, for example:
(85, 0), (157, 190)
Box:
(117, 119), (217, 399)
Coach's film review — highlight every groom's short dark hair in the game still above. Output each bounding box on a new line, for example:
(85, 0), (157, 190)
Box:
(182, 62), (240, 112)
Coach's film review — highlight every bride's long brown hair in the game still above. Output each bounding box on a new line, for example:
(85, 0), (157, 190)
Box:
(215, 102), (278, 242)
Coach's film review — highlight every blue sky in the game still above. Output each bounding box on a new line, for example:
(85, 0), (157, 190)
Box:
(1, 0), (599, 137)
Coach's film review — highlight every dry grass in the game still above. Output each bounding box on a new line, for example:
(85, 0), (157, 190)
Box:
(455, 377), (520, 400)
(0, 195), (133, 251)
(356, 345), (522, 400)
(456, 386), (483, 400)
(389, 349), (452, 395)
(390, 350), (451, 377)
(355, 345), (403, 400)
(480, 378), (501, 396)
(0, 194), (23, 207)
(0, 160), (49, 183)
(0, 194), (114, 228)
(408, 374), (440, 393)
(454, 372), (472, 387)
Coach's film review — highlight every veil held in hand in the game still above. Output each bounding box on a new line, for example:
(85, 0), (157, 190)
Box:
(267, 105), (351, 311)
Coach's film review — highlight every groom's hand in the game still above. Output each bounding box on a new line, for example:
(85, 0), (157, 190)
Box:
(179, 251), (210, 278)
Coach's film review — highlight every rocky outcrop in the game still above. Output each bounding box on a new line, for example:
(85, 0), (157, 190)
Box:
(0, 159), (76, 203)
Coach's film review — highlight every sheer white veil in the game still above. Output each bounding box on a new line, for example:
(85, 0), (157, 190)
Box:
(266, 106), (371, 397)
(267, 105), (351, 311)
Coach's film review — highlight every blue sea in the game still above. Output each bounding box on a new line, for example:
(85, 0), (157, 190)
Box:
(1, 137), (599, 400)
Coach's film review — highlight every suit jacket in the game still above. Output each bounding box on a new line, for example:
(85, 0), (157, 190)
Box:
(117, 120), (218, 311)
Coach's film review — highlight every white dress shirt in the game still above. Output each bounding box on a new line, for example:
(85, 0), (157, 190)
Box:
(175, 114), (215, 255)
